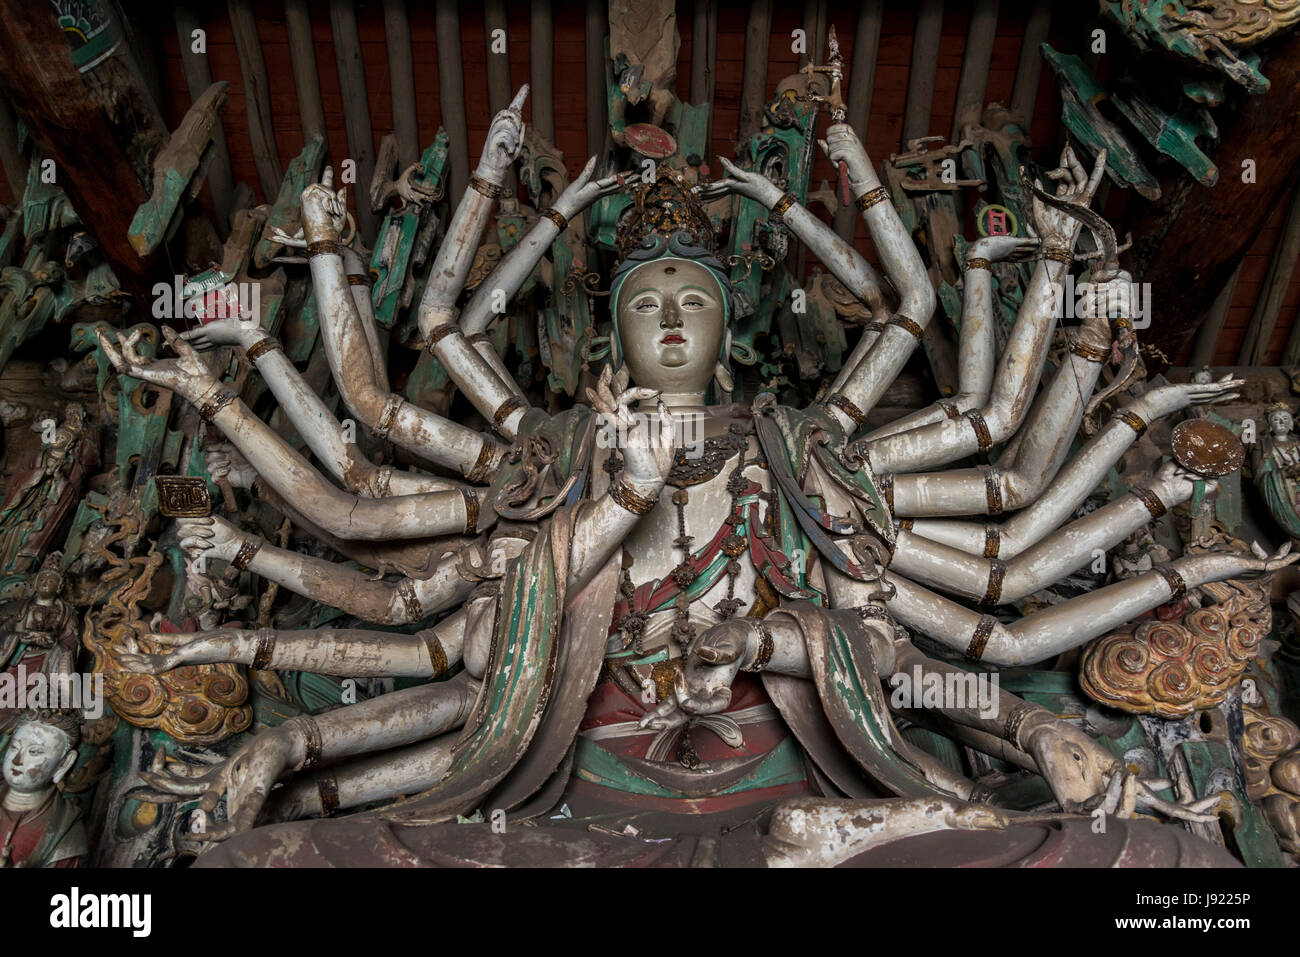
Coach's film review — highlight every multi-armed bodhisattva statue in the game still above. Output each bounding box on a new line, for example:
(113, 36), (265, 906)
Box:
(100, 82), (1281, 866)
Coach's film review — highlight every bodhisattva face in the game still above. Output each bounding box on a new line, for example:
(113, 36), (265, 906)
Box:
(3, 723), (74, 794)
(1269, 410), (1293, 437)
(616, 259), (726, 397)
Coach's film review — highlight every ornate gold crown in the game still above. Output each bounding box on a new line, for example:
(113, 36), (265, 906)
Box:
(614, 164), (716, 261)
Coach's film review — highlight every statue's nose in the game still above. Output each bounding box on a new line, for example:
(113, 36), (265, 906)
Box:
(660, 304), (682, 329)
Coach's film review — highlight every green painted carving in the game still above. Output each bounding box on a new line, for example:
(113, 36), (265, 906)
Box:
(253, 133), (327, 270)
(1041, 45), (1161, 201)
(128, 82), (230, 258)
(369, 132), (450, 330)
(1111, 81), (1219, 186)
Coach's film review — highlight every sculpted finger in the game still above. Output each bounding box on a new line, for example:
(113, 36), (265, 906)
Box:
(320, 166), (334, 190)
(508, 84), (530, 113)
(96, 330), (126, 371)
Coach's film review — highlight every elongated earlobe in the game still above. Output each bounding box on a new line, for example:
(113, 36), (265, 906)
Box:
(714, 362), (734, 393)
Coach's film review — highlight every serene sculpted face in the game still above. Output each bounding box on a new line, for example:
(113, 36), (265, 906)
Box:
(3, 722), (73, 794)
(1270, 409), (1293, 436)
(616, 259), (726, 396)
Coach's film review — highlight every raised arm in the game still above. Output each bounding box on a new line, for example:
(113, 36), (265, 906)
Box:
(865, 236), (1038, 441)
(814, 123), (936, 431)
(300, 175), (507, 480)
(179, 317), (454, 497)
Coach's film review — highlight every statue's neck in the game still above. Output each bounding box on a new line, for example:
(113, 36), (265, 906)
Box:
(3, 786), (53, 812)
(642, 391), (709, 414)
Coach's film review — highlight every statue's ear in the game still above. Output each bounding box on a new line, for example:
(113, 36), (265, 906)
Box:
(52, 748), (77, 787)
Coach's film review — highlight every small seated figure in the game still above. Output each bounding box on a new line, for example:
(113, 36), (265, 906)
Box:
(0, 709), (86, 867)
(0, 553), (79, 680)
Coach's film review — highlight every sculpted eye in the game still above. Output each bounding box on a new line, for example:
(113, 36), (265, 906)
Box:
(633, 297), (658, 313)
(681, 297), (705, 310)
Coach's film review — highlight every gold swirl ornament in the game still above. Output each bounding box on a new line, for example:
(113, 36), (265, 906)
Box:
(1079, 579), (1270, 718)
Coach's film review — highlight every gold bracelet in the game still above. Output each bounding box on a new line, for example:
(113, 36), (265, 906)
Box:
(965, 614), (998, 661)
(981, 465), (1003, 515)
(965, 410), (993, 453)
(983, 525), (1001, 558)
(965, 257), (991, 271)
(465, 440), (497, 485)
(306, 239), (341, 256)
(939, 400), (962, 420)
(855, 186), (890, 212)
(424, 323), (460, 353)
(230, 537), (262, 571)
(538, 206), (567, 231)
(826, 393), (868, 429)
(199, 387), (237, 422)
(743, 621), (776, 672)
(296, 716), (324, 770)
(493, 396), (524, 428)
(1153, 562), (1187, 602)
(396, 578), (425, 621)
(245, 337), (282, 363)
(470, 173), (509, 199)
(610, 479), (659, 515)
(374, 394), (403, 439)
(1131, 485), (1166, 519)
(770, 192), (796, 222)
(315, 771), (340, 814)
(251, 628), (276, 670)
(461, 489), (481, 535)
(1003, 702), (1041, 751)
(1115, 409), (1148, 436)
(888, 314), (924, 342)
(1042, 245), (1073, 265)
(422, 630), (448, 677)
(981, 558), (1006, 606)
(1069, 337), (1109, 362)
(346, 273), (371, 286)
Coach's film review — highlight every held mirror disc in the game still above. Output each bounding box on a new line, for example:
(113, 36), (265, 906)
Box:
(625, 124), (677, 160)
(1170, 419), (1245, 477)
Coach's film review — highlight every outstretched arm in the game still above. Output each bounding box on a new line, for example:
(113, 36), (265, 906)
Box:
(903, 376), (1242, 545)
(889, 462), (1203, 605)
(169, 514), (527, 624)
(710, 155), (891, 322)
(884, 545), (1297, 667)
(98, 327), (485, 541)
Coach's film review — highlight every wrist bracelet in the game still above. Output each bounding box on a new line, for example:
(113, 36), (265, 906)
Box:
(374, 394), (403, 439)
(315, 771), (340, 814)
(964, 257), (991, 271)
(1153, 562), (1187, 602)
(770, 192), (796, 223)
(461, 489), (481, 535)
(744, 620), (776, 672)
(1115, 409), (1148, 436)
(1130, 485), (1166, 519)
(198, 386), (237, 422)
(965, 614), (998, 661)
(887, 313), (925, 342)
(855, 186), (890, 212)
(1069, 337), (1109, 362)
(1042, 245), (1073, 265)
(396, 578), (425, 621)
(610, 479), (659, 515)
(245, 337), (282, 363)
(306, 239), (342, 257)
(492, 396), (525, 428)
(230, 537), (262, 571)
(1003, 701), (1042, 751)
(470, 173), (510, 199)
